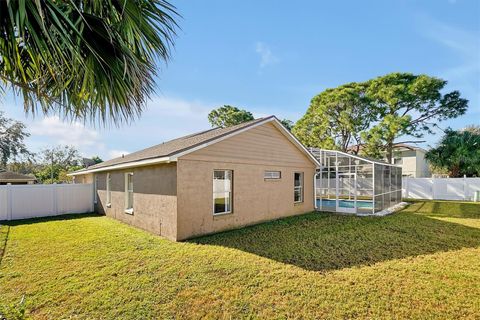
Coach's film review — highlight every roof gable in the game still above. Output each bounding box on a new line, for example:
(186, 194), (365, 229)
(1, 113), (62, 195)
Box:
(178, 121), (319, 167)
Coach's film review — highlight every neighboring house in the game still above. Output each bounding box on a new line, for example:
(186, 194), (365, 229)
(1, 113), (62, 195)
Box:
(70, 116), (319, 241)
(82, 158), (97, 168)
(390, 144), (431, 178)
(0, 170), (36, 185)
(347, 144), (431, 178)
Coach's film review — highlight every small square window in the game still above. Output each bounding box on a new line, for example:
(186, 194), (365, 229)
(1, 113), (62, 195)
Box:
(264, 171), (281, 179)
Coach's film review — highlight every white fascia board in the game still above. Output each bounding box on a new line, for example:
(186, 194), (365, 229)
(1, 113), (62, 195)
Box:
(170, 117), (277, 160)
(68, 156), (172, 176)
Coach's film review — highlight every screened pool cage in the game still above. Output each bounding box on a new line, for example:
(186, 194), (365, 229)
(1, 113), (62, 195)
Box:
(310, 148), (402, 215)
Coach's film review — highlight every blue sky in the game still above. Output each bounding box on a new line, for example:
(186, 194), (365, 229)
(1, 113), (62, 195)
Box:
(2, 0), (479, 160)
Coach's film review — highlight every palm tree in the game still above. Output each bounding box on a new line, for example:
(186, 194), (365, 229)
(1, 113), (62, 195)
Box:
(425, 129), (480, 177)
(0, 0), (178, 125)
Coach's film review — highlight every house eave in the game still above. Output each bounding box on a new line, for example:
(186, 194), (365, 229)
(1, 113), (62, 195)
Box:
(68, 156), (174, 176)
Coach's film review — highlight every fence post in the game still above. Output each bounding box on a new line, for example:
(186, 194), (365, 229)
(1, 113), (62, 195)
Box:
(53, 183), (58, 215)
(6, 183), (12, 221)
(431, 178), (435, 200)
(463, 175), (467, 201)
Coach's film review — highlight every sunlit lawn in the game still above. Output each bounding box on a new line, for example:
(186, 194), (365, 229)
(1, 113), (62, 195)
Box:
(0, 200), (479, 319)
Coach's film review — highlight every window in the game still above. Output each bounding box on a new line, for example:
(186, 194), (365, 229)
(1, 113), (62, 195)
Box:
(394, 158), (403, 165)
(213, 170), (233, 215)
(124, 173), (134, 214)
(264, 170), (281, 179)
(94, 176), (98, 204)
(294, 172), (303, 203)
(106, 173), (111, 207)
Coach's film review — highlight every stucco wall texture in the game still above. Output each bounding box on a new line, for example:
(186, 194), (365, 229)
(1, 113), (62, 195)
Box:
(95, 163), (178, 240)
(85, 122), (317, 241)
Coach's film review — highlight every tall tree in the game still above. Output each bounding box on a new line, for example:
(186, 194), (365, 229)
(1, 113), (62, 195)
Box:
(208, 105), (254, 128)
(279, 119), (294, 131)
(425, 129), (480, 177)
(363, 73), (468, 162)
(0, 111), (31, 167)
(293, 82), (373, 151)
(91, 156), (103, 164)
(0, 0), (178, 125)
(36, 145), (82, 183)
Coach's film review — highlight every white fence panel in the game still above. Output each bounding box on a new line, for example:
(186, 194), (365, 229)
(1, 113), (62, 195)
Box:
(467, 180), (480, 200)
(0, 187), (7, 221)
(56, 184), (94, 215)
(403, 178), (433, 200)
(403, 177), (480, 201)
(0, 184), (94, 221)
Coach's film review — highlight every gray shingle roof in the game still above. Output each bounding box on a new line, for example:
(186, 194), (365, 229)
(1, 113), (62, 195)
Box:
(81, 116), (275, 172)
(0, 171), (36, 181)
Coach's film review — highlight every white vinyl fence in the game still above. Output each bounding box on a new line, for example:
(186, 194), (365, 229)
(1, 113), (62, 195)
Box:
(403, 177), (480, 201)
(0, 183), (94, 221)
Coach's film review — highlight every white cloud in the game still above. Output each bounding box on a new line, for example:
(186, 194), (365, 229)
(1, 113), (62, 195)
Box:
(30, 116), (101, 149)
(146, 96), (211, 119)
(417, 14), (480, 115)
(6, 94), (292, 162)
(23, 97), (215, 160)
(418, 15), (480, 83)
(255, 42), (280, 68)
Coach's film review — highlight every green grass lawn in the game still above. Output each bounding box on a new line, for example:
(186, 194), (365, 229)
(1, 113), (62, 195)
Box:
(0, 201), (479, 319)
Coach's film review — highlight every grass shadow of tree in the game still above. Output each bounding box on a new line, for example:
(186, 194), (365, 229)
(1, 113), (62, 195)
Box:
(0, 213), (100, 227)
(191, 207), (480, 272)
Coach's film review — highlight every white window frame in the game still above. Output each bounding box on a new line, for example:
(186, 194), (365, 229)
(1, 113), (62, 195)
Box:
(106, 173), (111, 207)
(264, 170), (281, 179)
(294, 172), (304, 203)
(94, 175), (98, 204)
(213, 170), (233, 215)
(124, 172), (134, 214)
(393, 157), (403, 165)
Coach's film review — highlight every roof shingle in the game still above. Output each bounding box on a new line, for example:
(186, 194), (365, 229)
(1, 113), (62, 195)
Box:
(0, 171), (36, 181)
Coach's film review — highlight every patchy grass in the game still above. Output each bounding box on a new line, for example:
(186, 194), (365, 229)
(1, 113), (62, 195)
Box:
(0, 202), (479, 319)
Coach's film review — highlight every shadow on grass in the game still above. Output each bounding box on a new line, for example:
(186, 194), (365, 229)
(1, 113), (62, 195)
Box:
(0, 213), (100, 227)
(190, 208), (480, 272)
(0, 225), (10, 267)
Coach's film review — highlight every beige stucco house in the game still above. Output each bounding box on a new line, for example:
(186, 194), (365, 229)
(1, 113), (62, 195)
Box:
(391, 144), (431, 178)
(348, 143), (431, 178)
(70, 116), (320, 241)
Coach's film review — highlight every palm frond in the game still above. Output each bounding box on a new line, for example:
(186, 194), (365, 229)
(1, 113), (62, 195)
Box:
(0, 0), (179, 125)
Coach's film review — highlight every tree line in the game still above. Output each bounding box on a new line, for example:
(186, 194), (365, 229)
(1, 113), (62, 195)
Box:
(0, 111), (102, 183)
(207, 72), (478, 177)
(2, 72), (476, 180)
